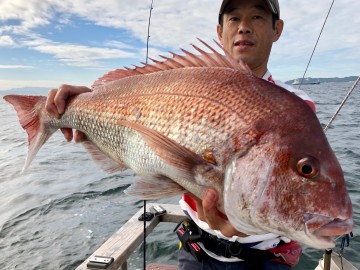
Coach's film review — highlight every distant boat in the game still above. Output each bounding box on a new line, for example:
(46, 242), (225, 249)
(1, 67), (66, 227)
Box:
(292, 79), (321, 85)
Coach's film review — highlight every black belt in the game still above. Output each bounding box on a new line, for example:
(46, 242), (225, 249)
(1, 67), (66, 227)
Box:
(175, 219), (280, 263)
(201, 229), (277, 262)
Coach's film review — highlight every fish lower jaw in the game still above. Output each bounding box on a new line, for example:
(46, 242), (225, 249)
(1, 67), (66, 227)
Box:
(303, 220), (352, 249)
(304, 214), (353, 248)
(309, 220), (353, 250)
(303, 230), (336, 249)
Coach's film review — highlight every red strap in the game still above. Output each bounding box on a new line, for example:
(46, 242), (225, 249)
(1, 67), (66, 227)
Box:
(268, 240), (302, 267)
(183, 194), (197, 211)
(305, 100), (316, 112)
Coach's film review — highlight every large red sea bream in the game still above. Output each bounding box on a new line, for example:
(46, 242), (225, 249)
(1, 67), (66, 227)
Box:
(4, 40), (353, 249)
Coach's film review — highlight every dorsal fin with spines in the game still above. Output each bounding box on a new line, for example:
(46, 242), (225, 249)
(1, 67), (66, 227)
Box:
(91, 39), (252, 89)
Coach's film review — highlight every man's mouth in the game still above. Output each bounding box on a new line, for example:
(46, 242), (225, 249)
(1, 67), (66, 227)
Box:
(234, 40), (254, 47)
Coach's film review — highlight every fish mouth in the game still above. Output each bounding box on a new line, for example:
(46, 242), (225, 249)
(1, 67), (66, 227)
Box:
(304, 214), (354, 247)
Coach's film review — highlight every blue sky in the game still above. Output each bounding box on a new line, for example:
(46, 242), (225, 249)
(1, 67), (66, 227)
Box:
(0, 0), (359, 91)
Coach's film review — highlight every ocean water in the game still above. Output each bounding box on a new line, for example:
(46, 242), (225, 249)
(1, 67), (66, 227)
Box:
(0, 81), (359, 270)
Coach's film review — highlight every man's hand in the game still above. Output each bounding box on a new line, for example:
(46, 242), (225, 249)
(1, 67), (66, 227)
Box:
(188, 188), (248, 238)
(45, 84), (91, 142)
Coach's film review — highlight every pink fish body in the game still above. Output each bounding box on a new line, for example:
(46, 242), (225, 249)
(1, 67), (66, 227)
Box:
(4, 40), (353, 249)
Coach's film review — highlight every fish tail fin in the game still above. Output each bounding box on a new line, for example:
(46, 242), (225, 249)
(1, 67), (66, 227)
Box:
(3, 95), (55, 172)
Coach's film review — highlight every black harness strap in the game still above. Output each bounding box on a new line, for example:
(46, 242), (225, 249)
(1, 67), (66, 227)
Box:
(175, 219), (281, 263)
(201, 228), (277, 261)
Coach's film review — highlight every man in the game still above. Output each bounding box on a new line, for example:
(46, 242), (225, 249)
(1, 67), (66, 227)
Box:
(46, 0), (315, 269)
(177, 1), (315, 269)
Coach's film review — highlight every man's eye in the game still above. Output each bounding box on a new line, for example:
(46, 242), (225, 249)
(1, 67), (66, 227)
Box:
(253, 15), (262, 20)
(229, 16), (240, 21)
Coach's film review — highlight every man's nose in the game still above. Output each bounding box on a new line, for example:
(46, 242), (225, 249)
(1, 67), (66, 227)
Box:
(238, 22), (252, 34)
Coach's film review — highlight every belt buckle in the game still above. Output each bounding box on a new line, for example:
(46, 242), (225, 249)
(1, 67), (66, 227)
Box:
(228, 241), (243, 257)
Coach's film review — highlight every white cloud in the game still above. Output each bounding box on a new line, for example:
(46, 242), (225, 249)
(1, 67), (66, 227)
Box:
(19, 35), (139, 67)
(0, 0), (52, 30)
(104, 40), (134, 50)
(0, 0), (218, 47)
(0, 65), (34, 69)
(0, 35), (17, 47)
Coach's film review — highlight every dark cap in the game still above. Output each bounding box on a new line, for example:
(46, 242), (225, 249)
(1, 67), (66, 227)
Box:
(218, 0), (280, 23)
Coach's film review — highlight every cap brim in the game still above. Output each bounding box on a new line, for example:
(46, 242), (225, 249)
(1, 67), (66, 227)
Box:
(219, 0), (280, 23)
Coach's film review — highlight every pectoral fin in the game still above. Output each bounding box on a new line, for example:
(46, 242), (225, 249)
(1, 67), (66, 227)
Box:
(124, 174), (186, 199)
(119, 121), (223, 200)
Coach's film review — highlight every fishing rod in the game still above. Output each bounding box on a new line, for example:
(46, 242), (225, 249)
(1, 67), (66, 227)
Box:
(296, 0), (359, 133)
(297, 0), (335, 90)
(323, 76), (360, 133)
(143, 1), (154, 269)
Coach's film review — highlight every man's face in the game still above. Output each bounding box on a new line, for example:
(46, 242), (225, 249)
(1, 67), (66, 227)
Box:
(217, 0), (283, 76)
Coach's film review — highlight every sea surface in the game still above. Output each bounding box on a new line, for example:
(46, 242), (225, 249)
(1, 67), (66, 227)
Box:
(0, 81), (359, 270)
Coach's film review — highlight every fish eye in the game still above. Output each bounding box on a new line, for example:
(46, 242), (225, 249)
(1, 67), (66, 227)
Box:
(296, 157), (319, 179)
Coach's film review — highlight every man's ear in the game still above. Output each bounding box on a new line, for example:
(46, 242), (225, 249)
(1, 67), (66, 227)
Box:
(273, 19), (284, 42)
(217, 24), (223, 44)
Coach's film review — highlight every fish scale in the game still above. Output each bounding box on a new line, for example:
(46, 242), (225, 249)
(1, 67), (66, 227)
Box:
(62, 68), (246, 166)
